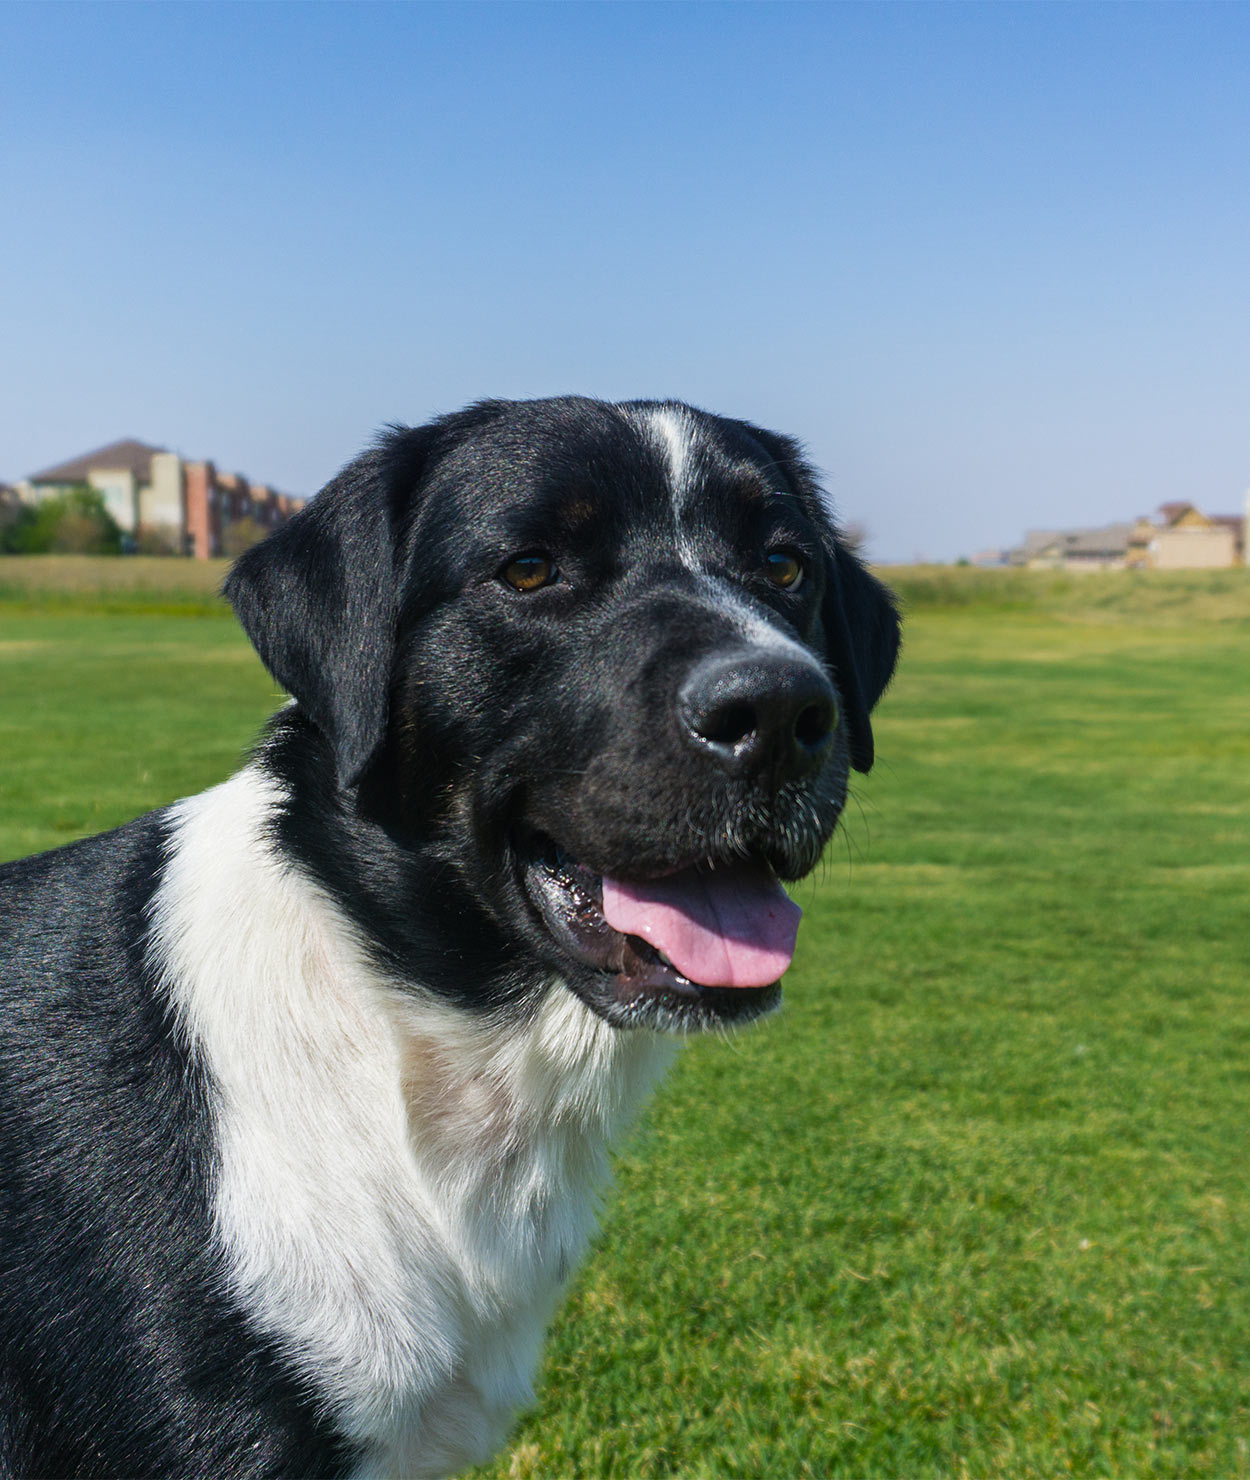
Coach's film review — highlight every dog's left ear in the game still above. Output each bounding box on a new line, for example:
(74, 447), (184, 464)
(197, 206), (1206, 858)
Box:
(739, 421), (901, 773)
(224, 430), (436, 788)
(821, 540), (901, 772)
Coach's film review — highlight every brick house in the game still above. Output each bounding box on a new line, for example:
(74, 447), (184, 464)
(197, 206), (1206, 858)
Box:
(17, 439), (304, 558)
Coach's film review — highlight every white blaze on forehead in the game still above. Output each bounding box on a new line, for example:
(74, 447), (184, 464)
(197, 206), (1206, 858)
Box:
(645, 404), (697, 506)
(624, 403), (703, 569)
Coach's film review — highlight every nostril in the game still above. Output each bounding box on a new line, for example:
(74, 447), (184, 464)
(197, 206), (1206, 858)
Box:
(794, 700), (835, 751)
(698, 701), (757, 748)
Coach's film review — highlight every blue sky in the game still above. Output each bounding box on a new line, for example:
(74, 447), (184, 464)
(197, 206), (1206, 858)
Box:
(2, 1), (1247, 561)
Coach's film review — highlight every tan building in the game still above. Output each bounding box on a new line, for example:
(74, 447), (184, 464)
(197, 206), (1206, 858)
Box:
(1142, 502), (1240, 570)
(1013, 499), (1247, 572)
(18, 439), (304, 558)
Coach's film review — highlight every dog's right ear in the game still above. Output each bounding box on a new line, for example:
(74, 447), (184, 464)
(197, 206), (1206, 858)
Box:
(224, 428), (438, 789)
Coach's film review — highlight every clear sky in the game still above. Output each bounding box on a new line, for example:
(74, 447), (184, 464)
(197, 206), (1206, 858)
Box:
(2, 1), (1247, 561)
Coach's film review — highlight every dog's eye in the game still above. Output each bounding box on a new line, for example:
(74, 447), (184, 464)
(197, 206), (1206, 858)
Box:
(764, 550), (804, 590)
(501, 553), (557, 592)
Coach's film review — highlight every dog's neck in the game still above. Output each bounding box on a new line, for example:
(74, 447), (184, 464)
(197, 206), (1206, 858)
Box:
(254, 705), (527, 1004)
(383, 980), (676, 1285)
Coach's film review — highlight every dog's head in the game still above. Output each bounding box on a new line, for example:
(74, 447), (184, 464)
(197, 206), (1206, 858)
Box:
(226, 398), (899, 1031)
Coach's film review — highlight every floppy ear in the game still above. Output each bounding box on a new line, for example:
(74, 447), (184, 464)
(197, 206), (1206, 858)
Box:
(821, 541), (900, 772)
(736, 420), (901, 773)
(224, 430), (434, 788)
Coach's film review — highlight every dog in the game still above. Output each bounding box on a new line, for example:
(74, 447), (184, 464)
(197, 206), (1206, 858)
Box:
(0, 397), (899, 1479)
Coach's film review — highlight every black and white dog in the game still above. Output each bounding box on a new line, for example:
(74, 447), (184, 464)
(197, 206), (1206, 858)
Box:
(0, 397), (899, 1479)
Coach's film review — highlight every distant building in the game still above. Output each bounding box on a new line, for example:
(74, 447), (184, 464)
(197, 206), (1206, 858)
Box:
(1010, 500), (1247, 571)
(16, 439), (304, 558)
(1141, 502), (1241, 569)
(1012, 523), (1136, 570)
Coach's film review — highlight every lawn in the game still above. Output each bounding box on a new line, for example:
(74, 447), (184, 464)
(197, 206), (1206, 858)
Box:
(2, 559), (1248, 1478)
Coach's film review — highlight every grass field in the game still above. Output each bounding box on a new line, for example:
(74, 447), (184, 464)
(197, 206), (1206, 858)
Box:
(2, 558), (1248, 1478)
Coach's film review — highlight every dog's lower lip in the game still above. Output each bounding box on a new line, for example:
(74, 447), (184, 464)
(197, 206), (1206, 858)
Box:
(519, 833), (679, 981)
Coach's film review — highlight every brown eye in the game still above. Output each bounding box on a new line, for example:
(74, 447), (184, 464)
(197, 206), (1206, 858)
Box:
(501, 553), (556, 592)
(765, 550), (804, 590)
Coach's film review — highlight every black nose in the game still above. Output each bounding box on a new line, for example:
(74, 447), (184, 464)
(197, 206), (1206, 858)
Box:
(678, 652), (838, 783)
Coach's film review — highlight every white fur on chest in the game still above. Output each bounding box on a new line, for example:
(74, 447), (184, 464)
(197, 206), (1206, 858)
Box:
(150, 768), (676, 1479)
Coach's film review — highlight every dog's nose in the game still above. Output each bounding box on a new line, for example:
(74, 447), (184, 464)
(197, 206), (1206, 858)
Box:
(677, 653), (838, 783)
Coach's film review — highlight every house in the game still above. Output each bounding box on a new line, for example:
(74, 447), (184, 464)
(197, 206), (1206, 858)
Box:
(17, 439), (304, 558)
(1144, 502), (1241, 569)
(1213, 514), (1246, 565)
(1013, 523), (1135, 570)
(1011, 498), (1248, 571)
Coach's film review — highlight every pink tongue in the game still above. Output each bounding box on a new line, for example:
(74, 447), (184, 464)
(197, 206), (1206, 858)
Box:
(601, 861), (801, 989)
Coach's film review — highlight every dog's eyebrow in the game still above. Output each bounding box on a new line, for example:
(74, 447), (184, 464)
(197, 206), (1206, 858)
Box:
(728, 470), (777, 505)
(561, 497), (597, 527)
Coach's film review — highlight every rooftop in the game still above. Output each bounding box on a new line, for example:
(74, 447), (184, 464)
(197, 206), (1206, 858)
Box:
(28, 438), (166, 485)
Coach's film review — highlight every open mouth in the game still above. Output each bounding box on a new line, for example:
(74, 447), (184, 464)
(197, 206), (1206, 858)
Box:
(515, 831), (801, 1027)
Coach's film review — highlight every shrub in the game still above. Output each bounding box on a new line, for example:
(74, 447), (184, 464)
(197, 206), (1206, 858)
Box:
(2, 487), (122, 555)
(136, 523), (187, 556)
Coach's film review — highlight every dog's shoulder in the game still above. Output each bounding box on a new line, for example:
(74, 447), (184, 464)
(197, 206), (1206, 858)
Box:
(0, 811), (165, 966)
(0, 812), (178, 1100)
(0, 800), (359, 1479)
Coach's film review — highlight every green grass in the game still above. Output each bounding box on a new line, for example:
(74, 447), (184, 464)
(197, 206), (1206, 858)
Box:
(884, 564), (1250, 625)
(2, 560), (1248, 1478)
(0, 571), (274, 859)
